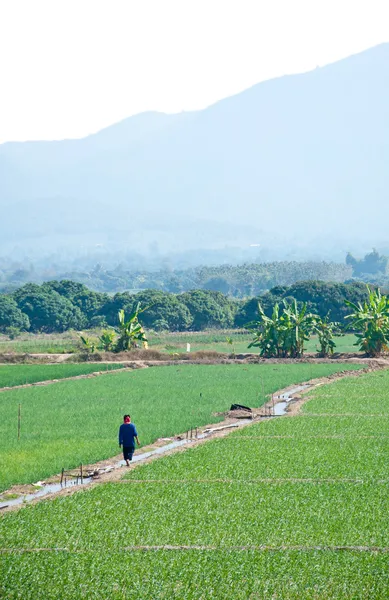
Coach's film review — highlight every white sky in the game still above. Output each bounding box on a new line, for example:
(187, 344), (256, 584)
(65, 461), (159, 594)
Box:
(0, 0), (388, 143)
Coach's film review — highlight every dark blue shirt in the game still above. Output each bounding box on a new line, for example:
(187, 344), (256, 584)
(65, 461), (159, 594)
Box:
(119, 423), (138, 447)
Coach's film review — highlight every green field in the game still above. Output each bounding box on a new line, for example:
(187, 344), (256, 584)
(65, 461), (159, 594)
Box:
(0, 332), (79, 354)
(2, 364), (387, 598)
(0, 330), (360, 355)
(150, 331), (359, 355)
(0, 363), (360, 491)
(0, 363), (125, 388)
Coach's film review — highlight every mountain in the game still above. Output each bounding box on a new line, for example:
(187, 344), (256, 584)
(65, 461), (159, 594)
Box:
(1, 43), (389, 260)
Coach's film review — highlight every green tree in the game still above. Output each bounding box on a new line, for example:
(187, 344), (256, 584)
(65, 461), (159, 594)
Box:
(0, 296), (30, 333)
(345, 286), (389, 356)
(181, 290), (236, 330)
(13, 284), (86, 332)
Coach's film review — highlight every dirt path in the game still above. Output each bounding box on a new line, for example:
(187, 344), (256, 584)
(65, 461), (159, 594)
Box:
(1, 359), (387, 513)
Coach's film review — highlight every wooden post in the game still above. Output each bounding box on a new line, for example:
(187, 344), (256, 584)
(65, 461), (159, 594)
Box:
(17, 404), (21, 440)
(60, 468), (64, 485)
(80, 463), (83, 484)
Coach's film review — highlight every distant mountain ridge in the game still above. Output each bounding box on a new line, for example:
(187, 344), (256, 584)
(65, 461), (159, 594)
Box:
(1, 43), (389, 257)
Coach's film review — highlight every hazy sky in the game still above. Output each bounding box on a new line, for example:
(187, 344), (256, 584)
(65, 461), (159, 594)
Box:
(0, 0), (388, 143)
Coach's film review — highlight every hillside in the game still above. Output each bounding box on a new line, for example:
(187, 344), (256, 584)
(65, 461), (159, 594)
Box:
(1, 44), (389, 257)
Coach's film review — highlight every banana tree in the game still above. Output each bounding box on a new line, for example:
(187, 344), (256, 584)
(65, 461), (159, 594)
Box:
(115, 304), (148, 352)
(79, 335), (97, 354)
(98, 329), (116, 352)
(281, 299), (316, 358)
(313, 313), (340, 357)
(345, 286), (389, 356)
(247, 302), (287, 357)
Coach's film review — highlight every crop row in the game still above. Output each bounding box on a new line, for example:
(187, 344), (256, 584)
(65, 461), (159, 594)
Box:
(232, 414), (389, 437)
(303, 369), (389, 415)
(0, 363), (125, 389)
(2, 481), (389, 549)
(124, 436), (389, 481)
(1, 550), (388, 599)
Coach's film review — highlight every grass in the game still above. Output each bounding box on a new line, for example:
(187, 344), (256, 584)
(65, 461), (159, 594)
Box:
(0, 363), (360, 491)
(0, 363), (125, 388)
(149, 331), (360, 355)
(2, 364), (387, 599)
(0, 332), (79, 354)
(0, 330), (360, 356)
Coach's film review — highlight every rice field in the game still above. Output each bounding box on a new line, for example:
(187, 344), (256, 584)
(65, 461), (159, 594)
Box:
(0, 363), (360, 491)
(1, 364), (387, 598)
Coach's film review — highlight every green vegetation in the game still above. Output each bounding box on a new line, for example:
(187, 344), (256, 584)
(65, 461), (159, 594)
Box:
(0, 551), (387, 599)
(2, 480), (388, 549)
(0, 329), (360, 355)
(345, 286), (389, 356)
(302, 368), (389, 415)
(247, 299), (316, 357)
(0, 363), (125, 388)
(0, 279), (371, 334)
(1, 260), (353, 296)
(4, 278), (389, 357)
(125, 436), (388, 481)
(1, 366), (388, 598)
(0, 363), (360, 491)
(346, 248), (389, 278)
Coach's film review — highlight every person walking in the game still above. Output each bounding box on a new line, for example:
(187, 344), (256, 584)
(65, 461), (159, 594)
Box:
(118, 414), (140, 466)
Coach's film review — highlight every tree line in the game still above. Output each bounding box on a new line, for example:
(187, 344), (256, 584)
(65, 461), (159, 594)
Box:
(0, 279), (372, 335)
(0, 261), (352, 296)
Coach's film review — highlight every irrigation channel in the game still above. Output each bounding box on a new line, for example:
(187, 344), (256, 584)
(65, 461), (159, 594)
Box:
(0, 384), (310, 510)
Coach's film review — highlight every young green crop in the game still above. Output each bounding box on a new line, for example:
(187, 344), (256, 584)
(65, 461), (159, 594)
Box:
(0, 363), (359, 491)
(0, 363), (125, 388)
(124, 436), (389, 481)
(1, 550), (388, 599)
(232, 414), (389, 437)
(1, 366), (389, 599)
(2, 481), (389, 549)
(302, 368), (389, 415)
